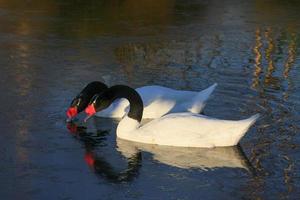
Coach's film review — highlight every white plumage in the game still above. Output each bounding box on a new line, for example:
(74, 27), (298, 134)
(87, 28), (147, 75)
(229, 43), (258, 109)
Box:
(96, 83), (217, 119)
(90, 84), (259, 148)
(116, 113), (259, 148)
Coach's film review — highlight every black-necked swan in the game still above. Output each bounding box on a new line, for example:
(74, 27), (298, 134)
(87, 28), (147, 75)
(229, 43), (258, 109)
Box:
(85, 85), (260, 148)
(67, 81), (217, 120)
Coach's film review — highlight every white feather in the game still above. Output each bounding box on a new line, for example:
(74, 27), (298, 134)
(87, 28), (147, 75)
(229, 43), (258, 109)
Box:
(96, 83), (217, 118)
(116, 113), (260, 148)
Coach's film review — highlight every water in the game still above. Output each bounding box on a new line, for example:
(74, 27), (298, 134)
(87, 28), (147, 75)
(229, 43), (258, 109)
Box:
(0, 0), (299, 199)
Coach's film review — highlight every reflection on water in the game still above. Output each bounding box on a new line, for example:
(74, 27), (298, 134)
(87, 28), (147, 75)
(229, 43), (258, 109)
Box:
(264, 28), (276, 86)
(251, 27), (297, 91)
(251, 27), (266, 88)
(283, 33), (296, 79)
(116, 139), (252, 171)
(67, 122), (252, 183)
(67, 123), (142, 183)
(0, 0), (300, 199)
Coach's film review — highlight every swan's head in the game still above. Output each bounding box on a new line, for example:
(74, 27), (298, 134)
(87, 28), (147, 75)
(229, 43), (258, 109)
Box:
(85, 93), (112, 120)
(67, 94), (92, 120)
(85, 85), (143, 122)
(66, 96), (84, 120)
(66, 81), (109, 120)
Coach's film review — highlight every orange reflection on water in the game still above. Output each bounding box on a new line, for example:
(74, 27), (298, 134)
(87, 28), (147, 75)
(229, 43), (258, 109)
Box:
(251, 27), (297, 92)
(252, 28), (263, 89)
(283, 33), (296, 79)
(264, 28), (275, 85)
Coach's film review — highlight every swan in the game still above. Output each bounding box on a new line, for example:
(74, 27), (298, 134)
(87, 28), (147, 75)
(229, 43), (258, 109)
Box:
(67, 81), (217, 120)
(85, 85), (260, 148)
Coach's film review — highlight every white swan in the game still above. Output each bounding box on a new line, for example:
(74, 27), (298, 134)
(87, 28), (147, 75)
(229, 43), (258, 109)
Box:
(85, 85), (259, 148)
(67, 81), (217, 120)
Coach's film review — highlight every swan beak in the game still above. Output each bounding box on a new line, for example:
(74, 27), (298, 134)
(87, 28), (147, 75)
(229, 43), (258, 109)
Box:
(84, 104), (97, 122)
(66, 107), (78, 121)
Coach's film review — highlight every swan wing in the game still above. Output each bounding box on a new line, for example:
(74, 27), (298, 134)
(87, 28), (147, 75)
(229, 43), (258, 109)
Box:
(136, 86), (193, 118)
(187, 83), (217, 113)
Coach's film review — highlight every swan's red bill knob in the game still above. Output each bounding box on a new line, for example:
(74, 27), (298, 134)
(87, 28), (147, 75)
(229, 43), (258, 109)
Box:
(66, 107), (78, 119)
(85, 104), (96, 116)
(84, 152), (95, 167)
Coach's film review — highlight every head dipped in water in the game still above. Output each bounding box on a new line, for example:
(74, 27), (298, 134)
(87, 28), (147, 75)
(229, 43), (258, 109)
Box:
(85, 85), (143, 122)
(66, 81), (108, 120)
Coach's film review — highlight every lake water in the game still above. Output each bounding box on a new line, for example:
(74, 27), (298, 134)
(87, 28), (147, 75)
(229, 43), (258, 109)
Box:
(0, 0), (299, 199)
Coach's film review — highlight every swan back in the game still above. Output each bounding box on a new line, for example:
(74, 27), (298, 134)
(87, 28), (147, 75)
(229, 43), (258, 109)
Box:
(117, 113), (260, 148)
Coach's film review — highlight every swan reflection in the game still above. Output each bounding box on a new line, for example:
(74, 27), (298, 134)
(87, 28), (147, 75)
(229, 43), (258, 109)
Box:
(67, 122), (142, 183)
(116, 138), (252, 171)
(67, 121), (254, 183)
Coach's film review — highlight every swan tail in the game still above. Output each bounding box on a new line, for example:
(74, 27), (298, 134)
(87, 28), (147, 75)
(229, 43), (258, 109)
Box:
(231, 114), (260, 146)
(187, 83), (217, 113)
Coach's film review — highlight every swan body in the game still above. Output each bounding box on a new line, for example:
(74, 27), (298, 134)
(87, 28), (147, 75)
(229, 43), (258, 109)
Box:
(116, 113), (259, 148)
(96, 83), (217, 119)
(85, 85), (260, 148)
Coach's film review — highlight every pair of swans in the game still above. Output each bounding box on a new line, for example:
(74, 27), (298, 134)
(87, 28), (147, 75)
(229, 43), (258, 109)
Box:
(67, 82), (259, 148)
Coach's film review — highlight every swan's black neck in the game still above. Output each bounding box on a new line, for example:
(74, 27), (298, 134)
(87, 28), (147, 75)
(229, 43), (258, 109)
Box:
(80, 81), (108, 98)
(73, 81), (108, 112)
(96, 85), (143, 122)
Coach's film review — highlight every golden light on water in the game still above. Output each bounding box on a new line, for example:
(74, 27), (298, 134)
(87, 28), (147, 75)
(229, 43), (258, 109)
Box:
(283, 33), (296, 79)
(252, 28), (263, 89)
(251, 27), (297, 92)
(264, 28), (275, 85)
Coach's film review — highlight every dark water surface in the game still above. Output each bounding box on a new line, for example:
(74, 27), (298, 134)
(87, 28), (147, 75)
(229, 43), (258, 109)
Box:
(0, 0), (299, 199)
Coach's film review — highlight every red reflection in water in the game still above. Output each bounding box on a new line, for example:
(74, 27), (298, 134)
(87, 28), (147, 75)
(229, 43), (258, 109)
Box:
(84, 152), (95, 167)
(66, 123), (78, 135)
